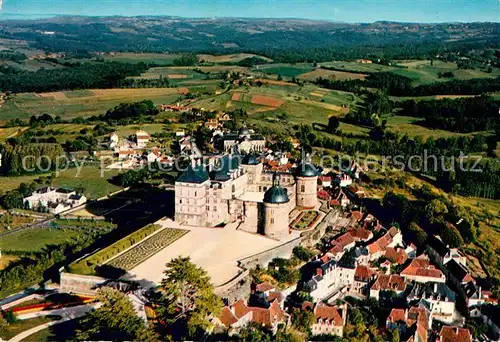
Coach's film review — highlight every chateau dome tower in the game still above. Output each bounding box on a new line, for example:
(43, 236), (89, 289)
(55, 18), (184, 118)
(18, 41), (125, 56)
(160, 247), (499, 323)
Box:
(295, 159), (319, 208)
(263, 174), (290, 239)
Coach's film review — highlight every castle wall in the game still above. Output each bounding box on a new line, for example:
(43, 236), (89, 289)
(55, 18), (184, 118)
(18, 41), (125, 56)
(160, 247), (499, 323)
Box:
(264, 202), (290, 239)
(175, 180), (209, 226)
(296, 176), (318, 208)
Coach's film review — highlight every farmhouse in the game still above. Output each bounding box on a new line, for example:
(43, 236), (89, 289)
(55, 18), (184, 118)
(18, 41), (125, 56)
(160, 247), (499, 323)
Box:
(23, 187), (87, 214)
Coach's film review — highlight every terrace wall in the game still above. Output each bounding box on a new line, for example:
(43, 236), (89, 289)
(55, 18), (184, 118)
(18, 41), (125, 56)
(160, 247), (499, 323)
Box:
(60, 272), (107, 296)
(238, 235), (302, 270)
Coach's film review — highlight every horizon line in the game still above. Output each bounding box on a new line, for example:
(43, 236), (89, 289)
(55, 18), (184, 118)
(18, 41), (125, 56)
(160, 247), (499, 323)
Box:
(0, 12), (498, 25)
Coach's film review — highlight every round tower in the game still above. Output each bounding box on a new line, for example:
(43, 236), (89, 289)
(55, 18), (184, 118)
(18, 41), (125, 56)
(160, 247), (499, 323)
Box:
(263, 174), (290, 239)
(295, 161), (319, 208)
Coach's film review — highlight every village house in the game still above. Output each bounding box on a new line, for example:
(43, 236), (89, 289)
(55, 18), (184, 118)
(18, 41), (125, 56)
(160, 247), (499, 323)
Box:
(216, 298), (289, 335)
(335, 173), (352, 187)
(400, 255), (446, 283)
(384, 246), (409, 265)
(23, 187), (87, 214)
(386, 302), (432, 342)
(438, 326), (472, 342)
(327, 232), (356, 260)
(304, 302), (347, 337)
(352, 265), (377, 294)
(369, 274), (407, 301)
(304, 256), (356, 301)
(367, 227), (403, 261)
(135, 130), (150, 148)
(407, 282), (457, 323)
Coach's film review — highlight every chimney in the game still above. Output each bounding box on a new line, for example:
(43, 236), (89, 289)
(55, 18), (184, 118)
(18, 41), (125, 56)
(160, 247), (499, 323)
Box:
(434, 283), (438, 293)
(316, 268), (323, 277)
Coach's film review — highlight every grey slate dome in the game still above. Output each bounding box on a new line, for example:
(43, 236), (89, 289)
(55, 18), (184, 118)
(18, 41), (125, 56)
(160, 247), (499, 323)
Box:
(295, 162), (319, 178)
(264, 186), (289, 204)
(242, 154), (259, 165)
(176, 162), (209, 183)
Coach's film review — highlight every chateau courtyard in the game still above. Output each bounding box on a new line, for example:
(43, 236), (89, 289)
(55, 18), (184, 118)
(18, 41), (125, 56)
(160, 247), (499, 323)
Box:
(124, 218), (301, 288)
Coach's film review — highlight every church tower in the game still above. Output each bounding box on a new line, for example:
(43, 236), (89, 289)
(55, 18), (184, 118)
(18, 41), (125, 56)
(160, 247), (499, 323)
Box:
(263, 174), (290, 239)
(295, 158), (319, 208)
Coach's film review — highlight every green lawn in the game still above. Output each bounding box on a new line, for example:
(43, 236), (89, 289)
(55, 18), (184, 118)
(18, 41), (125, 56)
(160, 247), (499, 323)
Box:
(19, 317), (80, 342)
(0, 227), (81, 252)
(52, 166), (124, 200)
(0, 317), (55, 341)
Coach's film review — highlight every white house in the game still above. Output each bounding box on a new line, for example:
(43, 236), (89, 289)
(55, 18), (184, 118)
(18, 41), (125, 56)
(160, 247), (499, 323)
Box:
(305, 258), (356, 302)
(309, 303), (347, 337)
(23, 187), (87, 214)
(407, 282), (457, 323)
(135, 130), (150, 148)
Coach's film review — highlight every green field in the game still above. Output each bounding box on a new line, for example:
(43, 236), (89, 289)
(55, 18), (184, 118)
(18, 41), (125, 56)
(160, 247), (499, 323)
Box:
(257, 64), (314, 78)
(0, 227), (81, 252)
(0, 165), (124, 199)
(384, 115), (493, 139)
(102, 52), (181, 65)
(0, 88), (182, 122)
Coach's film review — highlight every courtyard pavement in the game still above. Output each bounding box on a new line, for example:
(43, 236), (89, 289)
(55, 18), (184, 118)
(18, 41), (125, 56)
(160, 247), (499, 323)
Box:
(124, 219), (300, 288)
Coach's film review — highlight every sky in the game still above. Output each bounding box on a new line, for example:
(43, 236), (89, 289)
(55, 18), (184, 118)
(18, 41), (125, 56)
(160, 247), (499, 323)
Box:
(0, 0), (498, 23)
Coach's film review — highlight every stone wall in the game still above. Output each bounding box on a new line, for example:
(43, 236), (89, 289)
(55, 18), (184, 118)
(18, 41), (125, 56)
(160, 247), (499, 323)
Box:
(301, 209), (340, 247)
(60, 272), (107, 295)
(215, 269), (251, 305)
(238, 235), (303, 270)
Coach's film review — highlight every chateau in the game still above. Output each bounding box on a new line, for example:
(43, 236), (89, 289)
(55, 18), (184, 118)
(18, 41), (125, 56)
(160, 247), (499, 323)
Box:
(175, 153), (319, 240)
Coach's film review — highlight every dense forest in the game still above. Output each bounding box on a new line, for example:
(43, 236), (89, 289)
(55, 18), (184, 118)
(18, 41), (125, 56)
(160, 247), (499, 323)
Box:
(315, 73), (500, 96)
(1, 17), (499, 63)
(396, 96), (499, 133)
(0, 142), (66, 175)
(0, 61), (149, 93)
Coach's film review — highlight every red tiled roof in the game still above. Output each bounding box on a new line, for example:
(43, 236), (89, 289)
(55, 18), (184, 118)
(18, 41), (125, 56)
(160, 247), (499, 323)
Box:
(349, 227), (373, 241)
(319, 176), (332, 182)
(371, 274), (406, 291)
(219, 307), (238, 327)
(314, 303), (343, 326)
(401, 257), (444, 279)
(318, 190), (331, 200)
(387, 308), (406, 323)
(330, 199), (341, 206)
(233, 299), (251, 318)
(439, 326), (472, 342)
(385, 247), (408, 264)
(255, 282), (275, 293)
(355, 265), (376, 282)
(335, 232), (355, 248)
(267, 291), (284, 304)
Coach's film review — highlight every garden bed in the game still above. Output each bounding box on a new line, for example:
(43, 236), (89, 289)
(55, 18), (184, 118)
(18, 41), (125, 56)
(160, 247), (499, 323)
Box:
(291, 210), (321, 230)
(106, 228), (189, 271)
(68, 224), (162, 275)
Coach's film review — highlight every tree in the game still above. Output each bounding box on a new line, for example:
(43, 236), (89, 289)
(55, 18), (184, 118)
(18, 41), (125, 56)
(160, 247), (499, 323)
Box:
(292, 246), (314, 262)
(408, 222), (428, 246)
(277, 74), (283, 81)
(440, 223), (464, 248)
(425, 199), (448, 224)
(75, 287), (156, 341)
(327, 116), (340, 134)
(160, 256), (222, 339)
(291, 309), (314, 333)
(0, 315), (7, 333)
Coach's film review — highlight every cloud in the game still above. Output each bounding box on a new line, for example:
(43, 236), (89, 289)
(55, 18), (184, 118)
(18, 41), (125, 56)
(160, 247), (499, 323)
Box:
(0, 0), (3, 11)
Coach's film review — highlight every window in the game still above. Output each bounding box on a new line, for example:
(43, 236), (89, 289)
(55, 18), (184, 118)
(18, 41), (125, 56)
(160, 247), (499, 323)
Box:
(232, 184), (236, 192)
(271, 218), (274, 224)
(179, 199), (183, 204)
(206, 197), (210, 203)
(206, 206), (210, 211)
(301, 185), (305, 192)
(194, 191), (197, 196)
(259, 186), (262, 192)
(213, 206), (217, 212)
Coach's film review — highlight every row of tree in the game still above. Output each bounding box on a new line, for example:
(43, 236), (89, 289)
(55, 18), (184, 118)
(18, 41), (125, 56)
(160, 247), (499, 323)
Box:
(396, 95), (499, 133)
(0, 61), (149, 93)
